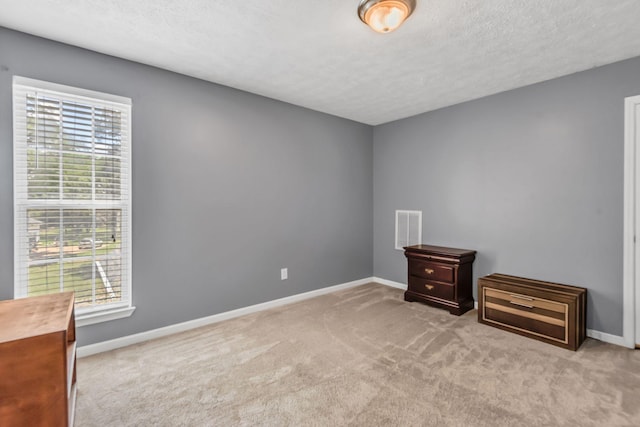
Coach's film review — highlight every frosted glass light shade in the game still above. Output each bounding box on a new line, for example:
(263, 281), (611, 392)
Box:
(358, 0), (416, 33)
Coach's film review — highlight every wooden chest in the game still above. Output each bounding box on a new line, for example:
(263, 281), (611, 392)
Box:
(478, 274), (587, 351)
(404, 245), (476, 315)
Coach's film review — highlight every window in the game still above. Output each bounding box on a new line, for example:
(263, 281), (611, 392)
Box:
(13, 77), (133, 326)
(395, 210), (422, 250)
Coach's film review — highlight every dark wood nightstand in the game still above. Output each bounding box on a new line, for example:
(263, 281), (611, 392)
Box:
(404, 244), (476, 315)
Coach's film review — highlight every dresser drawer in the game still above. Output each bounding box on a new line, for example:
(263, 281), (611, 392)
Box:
(482, 288), (567, 342)
(408, 275), (454, 300)
(478, 274), (586, 351)
(408, 260), (455, 283)
(484, 288), (566, 314)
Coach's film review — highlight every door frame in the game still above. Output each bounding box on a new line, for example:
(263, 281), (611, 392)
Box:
(623, 94), (640, 348)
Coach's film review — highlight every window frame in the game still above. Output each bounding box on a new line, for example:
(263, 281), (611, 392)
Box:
(12, 76), (134, 326)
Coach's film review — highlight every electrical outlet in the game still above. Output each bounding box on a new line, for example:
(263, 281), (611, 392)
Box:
(281, 268), (288, 280)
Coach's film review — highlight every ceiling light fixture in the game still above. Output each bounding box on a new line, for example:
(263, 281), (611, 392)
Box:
(358, 0), (416, 34)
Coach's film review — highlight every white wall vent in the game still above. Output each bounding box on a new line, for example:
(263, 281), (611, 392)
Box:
(395, 210), (422, 250)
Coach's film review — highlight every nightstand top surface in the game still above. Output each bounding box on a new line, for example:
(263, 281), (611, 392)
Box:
(404, 244), (476, 257)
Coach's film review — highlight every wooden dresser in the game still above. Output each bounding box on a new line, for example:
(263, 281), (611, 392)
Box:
(404, 244), (476, 315)
(478, 274), (586, 351)
(0, 292), (77, 426)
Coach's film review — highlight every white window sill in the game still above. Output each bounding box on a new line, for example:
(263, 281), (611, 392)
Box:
(77, 306), (136, 327)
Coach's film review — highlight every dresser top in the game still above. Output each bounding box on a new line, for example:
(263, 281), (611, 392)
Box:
(404, 244), (476, 257)
(0, 292), (74, 343)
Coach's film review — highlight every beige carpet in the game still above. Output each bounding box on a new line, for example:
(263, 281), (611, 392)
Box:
(76, 283), (640, 426)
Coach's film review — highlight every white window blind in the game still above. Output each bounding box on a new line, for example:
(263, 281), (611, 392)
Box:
(13, 77), (132, 321)
(395, 210), (422, 250)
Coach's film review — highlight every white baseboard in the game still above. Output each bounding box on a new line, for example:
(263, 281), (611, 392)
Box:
(373, 277), (407, 290)
(78, 277), (374, 358)
(78, 277), (630, 357)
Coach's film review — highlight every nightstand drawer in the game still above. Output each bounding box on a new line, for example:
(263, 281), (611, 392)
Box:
(409, 260), (455, 283)
(408, 276), (454, 300)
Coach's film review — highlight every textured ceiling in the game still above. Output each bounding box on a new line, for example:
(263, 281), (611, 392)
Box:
(2, 0), (640, 125)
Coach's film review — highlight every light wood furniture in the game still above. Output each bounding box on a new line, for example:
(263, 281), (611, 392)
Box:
(0, 292), (77, 426)
(404, 244), (476, 315)
(478, 274), (586, 351)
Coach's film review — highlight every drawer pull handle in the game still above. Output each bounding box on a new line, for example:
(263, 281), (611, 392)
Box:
(425, 284), (434, 290)
(510, 294), (534, 301)
(425, 268), (435, 275)
(510, 300), (534, 309)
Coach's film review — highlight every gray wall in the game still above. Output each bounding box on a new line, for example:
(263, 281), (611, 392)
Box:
(374, 56), (640, 336)
(2, 26), (637, 342)
(0, 28), (373, 346)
